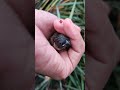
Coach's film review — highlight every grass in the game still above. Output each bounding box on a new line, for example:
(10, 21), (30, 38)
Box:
(35, 0), (85, 90)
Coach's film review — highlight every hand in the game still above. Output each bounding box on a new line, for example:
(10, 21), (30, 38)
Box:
(85, 0), (120, 89)
(35, 10), (85, 80)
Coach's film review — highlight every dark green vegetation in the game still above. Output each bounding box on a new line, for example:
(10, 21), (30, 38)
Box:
(35, 0), (85, 90)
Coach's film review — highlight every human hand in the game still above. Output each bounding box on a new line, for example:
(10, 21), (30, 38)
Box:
(35, 10), (85, 80)
(85, 0), (120, 89)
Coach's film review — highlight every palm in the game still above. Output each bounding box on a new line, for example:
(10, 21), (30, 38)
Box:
(35, 10), (85, 80)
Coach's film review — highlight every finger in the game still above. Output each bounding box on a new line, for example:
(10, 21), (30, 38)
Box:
(73, 24), (81, 32)
(35, 25), (49, 48)
(54, 19), (81, 35)
(63, 18), (85, 52)
(63, 18), (80, 40)
(54, 18), (85, 78)
(54, 18), (78, 39)
(35, 25), (51, 72)
(63, 18), (85, 69)
(35, 9), (58, 39)
(53, 19), (66, 34)
(35, 25), (67, 80)
(35, 25), (50, 63)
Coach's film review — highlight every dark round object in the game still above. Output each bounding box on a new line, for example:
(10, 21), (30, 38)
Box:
(50, 32), (71, 51)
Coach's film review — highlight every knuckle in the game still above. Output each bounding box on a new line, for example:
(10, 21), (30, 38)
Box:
(81, 41), (85, 52)
(77, 26), (81, 31)
(72, 31), (80, 38)
(58, 70), (68, 80)
(56, 67), (69, 80)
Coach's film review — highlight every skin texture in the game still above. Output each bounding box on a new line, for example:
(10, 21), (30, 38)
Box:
(35, 9), (85, 80)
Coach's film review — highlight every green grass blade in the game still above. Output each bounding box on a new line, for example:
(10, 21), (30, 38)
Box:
(35, 79), (49, 90)
(69, 0), (77, 19)
(56, 6), (61, 18)
(60, 2), (83, 6)
(69, 75), (77, 87)
(40, 0), (50, 10)
(59, 80), (63, 90)
(77, 66), (85, 76)
(64, 85), (80, 90)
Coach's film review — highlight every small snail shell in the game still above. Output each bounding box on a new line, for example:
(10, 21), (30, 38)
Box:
(50, 32), (71, 51)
